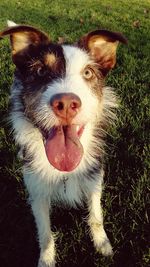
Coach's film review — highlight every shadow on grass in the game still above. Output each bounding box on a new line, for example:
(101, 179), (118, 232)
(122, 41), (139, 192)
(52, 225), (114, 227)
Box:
(0, 174), (39, 267)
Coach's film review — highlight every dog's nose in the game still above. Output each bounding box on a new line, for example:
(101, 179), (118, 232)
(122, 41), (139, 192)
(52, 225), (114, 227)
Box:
(50, 93), (81, 121)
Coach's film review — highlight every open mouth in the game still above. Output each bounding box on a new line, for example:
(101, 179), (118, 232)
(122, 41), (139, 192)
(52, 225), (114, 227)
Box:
(45, 125), (84, 172)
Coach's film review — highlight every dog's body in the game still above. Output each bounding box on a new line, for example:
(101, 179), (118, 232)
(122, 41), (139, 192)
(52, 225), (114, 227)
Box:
(0, 21), (127, 267)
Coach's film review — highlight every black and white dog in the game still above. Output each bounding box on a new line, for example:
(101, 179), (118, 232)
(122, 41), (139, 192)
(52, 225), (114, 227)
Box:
(0, 21), (127, 267)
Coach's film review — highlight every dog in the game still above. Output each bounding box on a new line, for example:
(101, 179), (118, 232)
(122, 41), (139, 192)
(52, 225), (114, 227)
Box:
(0, 21), (127, 267)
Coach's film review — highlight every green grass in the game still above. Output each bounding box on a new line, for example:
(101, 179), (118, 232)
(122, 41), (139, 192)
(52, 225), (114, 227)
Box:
(0, 0), (149, 267)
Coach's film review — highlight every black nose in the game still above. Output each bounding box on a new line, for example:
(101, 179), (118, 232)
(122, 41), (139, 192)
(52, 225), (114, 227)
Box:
(50, 93), (81, 121)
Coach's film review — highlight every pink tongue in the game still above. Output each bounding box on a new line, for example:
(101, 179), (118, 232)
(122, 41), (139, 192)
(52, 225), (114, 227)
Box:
(45, 125), (83, 172)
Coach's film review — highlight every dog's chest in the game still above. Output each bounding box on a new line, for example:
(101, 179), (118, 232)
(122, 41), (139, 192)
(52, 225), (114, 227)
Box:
(24, 169), (97, 206)
(51, 176), (83, 206)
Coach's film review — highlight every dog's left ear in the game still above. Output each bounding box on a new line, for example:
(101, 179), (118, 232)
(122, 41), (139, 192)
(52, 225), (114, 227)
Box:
(0, 24), (50, 69)
(78, 30), (127, 76)
(0, 24), (50, 53)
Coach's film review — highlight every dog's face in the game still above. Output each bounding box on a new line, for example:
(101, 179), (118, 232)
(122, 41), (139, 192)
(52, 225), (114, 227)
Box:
(0, 24), (127, 173)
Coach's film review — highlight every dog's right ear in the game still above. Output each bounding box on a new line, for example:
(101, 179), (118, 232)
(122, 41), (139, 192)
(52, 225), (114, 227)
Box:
(78, 30), (127, 76)
(0, 23), (50, 68)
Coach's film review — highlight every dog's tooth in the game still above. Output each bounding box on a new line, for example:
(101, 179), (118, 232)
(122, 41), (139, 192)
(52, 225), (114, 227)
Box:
(76, 125), (80, 132)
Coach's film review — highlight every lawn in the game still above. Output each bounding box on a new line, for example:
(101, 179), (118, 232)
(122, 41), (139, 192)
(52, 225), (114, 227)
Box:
(0, 0), (149, 267)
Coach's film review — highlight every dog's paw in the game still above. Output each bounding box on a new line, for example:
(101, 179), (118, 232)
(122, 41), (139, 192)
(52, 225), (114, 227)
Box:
(100, 239), (113, 256)
(38, 259), (55, 267)
(89, 222), (113, 257)
(96, 238), (113, 256)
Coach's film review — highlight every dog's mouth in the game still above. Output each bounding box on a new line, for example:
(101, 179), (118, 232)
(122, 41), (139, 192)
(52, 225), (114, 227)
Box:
(44, 125), (84, 172)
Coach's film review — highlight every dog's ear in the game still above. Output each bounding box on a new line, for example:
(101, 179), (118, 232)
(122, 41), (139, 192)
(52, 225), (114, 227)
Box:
(78, 30), (127, 76)
(0, 24), (50, 68)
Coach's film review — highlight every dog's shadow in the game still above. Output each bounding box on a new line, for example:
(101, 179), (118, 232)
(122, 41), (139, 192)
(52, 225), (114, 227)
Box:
(0, 174), (107, 267)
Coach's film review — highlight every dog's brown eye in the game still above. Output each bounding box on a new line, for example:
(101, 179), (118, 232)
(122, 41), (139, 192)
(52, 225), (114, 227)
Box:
(37, 67), (46, 77)
(83, 68), (94, 80)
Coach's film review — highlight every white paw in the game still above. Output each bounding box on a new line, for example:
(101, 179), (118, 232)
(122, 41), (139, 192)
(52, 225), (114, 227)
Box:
(100, 239), (113, 256)
(96, 238), (113, 256)
(38, 259), (55, 267)
(38, 237), (55, 267)
(89, 221), (113, 257)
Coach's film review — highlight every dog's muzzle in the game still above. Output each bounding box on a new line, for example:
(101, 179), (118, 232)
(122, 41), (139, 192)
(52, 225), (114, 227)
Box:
(44, 93), (84, 172)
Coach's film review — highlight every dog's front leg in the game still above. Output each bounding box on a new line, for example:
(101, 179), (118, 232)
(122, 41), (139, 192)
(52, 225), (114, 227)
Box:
(31, 198), (55, 267)
(87, 181), (113, 256)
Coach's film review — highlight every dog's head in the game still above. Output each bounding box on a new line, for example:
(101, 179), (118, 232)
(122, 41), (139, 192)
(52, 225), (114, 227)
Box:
(0, 22), (127, 172)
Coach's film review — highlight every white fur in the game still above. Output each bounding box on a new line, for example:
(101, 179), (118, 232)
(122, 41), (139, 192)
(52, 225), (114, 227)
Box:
(10, 44), (116, 267)
(7, 20), (17, 27)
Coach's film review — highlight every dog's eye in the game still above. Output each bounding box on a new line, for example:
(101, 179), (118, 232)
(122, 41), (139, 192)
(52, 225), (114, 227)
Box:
(37, 67), (47, 77)
(83, 68), (94, 80)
